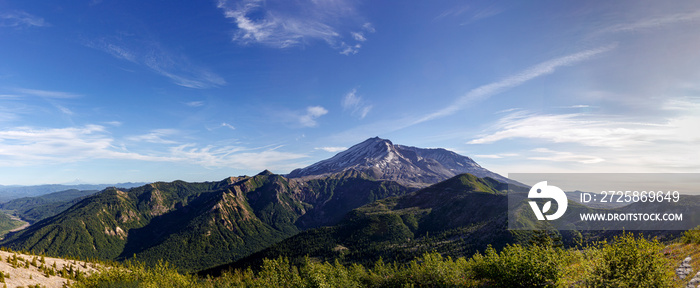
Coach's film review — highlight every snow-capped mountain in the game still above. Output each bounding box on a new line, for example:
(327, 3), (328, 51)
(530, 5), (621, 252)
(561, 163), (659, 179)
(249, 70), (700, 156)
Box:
(287, 137), (511, 187)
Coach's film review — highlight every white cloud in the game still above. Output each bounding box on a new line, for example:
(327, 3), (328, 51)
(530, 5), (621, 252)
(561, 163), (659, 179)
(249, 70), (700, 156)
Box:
(468, 111), (671, 148)
(94, 41), (137, 62)
(14, 88), (81, 99)
(362, 22), (375, 33)
(216, 0), (372, 54)
(326, 46), (616, 144)
(127, 129), (180, 144)
(221, 122), (236, 130)
(86, 38), (226, 89)
(0, 125), (309, 172)
(168, 143), (307, 171)
(351, 32), (366, 42)
(315, 146), (347, 153)
(528, 148), (605, 164)
(339, 43), (362, 55)
(599, 9), (700, 35)
(55, 105), (74, 116)
(298, 106), (328, 127)
(143, 49), (227, 89)
(471, 5), (505, 21)
(468, 100), (700, 172)
(341, 89), (372, 119)
(435, 5), (470, 20)
(186, 101), (205, 107)
(0, 11), (47, 28)
(411, 44), (617, 126)
(0, 125), (170, 166)
(474, 153), (518, 159)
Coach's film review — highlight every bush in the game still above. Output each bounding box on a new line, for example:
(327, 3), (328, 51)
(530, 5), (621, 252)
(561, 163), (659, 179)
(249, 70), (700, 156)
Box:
(469, 244), (566, 287)
(586, 232), (673, 288)
(301, 259), (363, 288)
(71, 260), (196, 288)
(254, 257), (304, 287)
(682, 226), (700, 244)
(384, 252), (471, 287)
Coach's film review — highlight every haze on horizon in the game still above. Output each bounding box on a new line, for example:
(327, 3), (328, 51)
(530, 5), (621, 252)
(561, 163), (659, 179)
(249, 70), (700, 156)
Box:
(1, 0), (699, 185)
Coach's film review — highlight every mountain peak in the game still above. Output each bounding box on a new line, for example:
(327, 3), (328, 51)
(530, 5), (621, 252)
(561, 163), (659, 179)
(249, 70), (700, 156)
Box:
(256, 170), (275, 176)
(287, 138), (510, 187)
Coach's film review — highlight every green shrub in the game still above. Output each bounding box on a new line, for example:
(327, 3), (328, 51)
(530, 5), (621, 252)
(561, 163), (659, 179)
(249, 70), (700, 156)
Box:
(586, 232), (673, 288)
(380, 252), (471, 287)
(301, 259), (363, 288)
(71, 260), (196, 288)
(682, 226), (700, 244)
(469, 244), (566, 287)
(254, 257), (304, 287)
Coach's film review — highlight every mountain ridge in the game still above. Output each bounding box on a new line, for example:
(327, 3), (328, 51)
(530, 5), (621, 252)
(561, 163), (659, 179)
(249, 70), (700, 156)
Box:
(1, 137), (513, 273)
(288, 137), (510, 187)
(199, 173), (518, 276)
(1, 171), (414, 272)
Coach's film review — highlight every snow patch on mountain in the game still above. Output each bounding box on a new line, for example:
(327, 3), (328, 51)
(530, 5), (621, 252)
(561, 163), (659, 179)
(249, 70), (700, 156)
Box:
(288, 137), (511, 187)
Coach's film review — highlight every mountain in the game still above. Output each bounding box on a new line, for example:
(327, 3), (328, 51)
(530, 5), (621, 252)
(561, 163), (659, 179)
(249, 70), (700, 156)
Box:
(1, 138), (515, 273)
(0, 183), (146, 202)
(1, 171), (413, 272)
(201, 174), (529, 276)
(0, 189), (99, 224)
(288, 137), (511, 187)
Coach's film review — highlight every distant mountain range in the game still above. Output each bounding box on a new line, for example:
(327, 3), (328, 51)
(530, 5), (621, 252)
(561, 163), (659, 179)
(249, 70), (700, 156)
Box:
(0, 137), (517, 273)
(0, 189), (99, 224)
(288, 137), (510, 187)
(0, 183), (146, 202)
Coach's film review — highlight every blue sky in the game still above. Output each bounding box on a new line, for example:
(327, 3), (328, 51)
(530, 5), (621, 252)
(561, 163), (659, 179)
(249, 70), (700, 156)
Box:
(1, 0), (699, 185)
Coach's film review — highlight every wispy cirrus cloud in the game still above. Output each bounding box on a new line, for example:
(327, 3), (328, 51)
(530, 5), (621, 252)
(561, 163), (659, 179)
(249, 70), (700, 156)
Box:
(168, 144), (307, 171)
(0, 11), (48, 28)
(326, 45), (617, 143)
(598, 9), (700, 35)
(86, 38), (225, 89)
(54, 104), (74, 116)
(434, 4), (505, 24)
(127, 129), (180, 144)
(528, 148), (605, 164)
(315, 147), (347, 153)
(341, 88), (372, 119)
(474, 153), (518, 159)
(221, 122), (236, 130)
(3, 88), (80, 118)
(14, 88), (81, 99)
(0, 124), (308, 172)
(216, 0), (373, 55)
(185, 101), (205, 107)
(411, 44), (617, 126)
